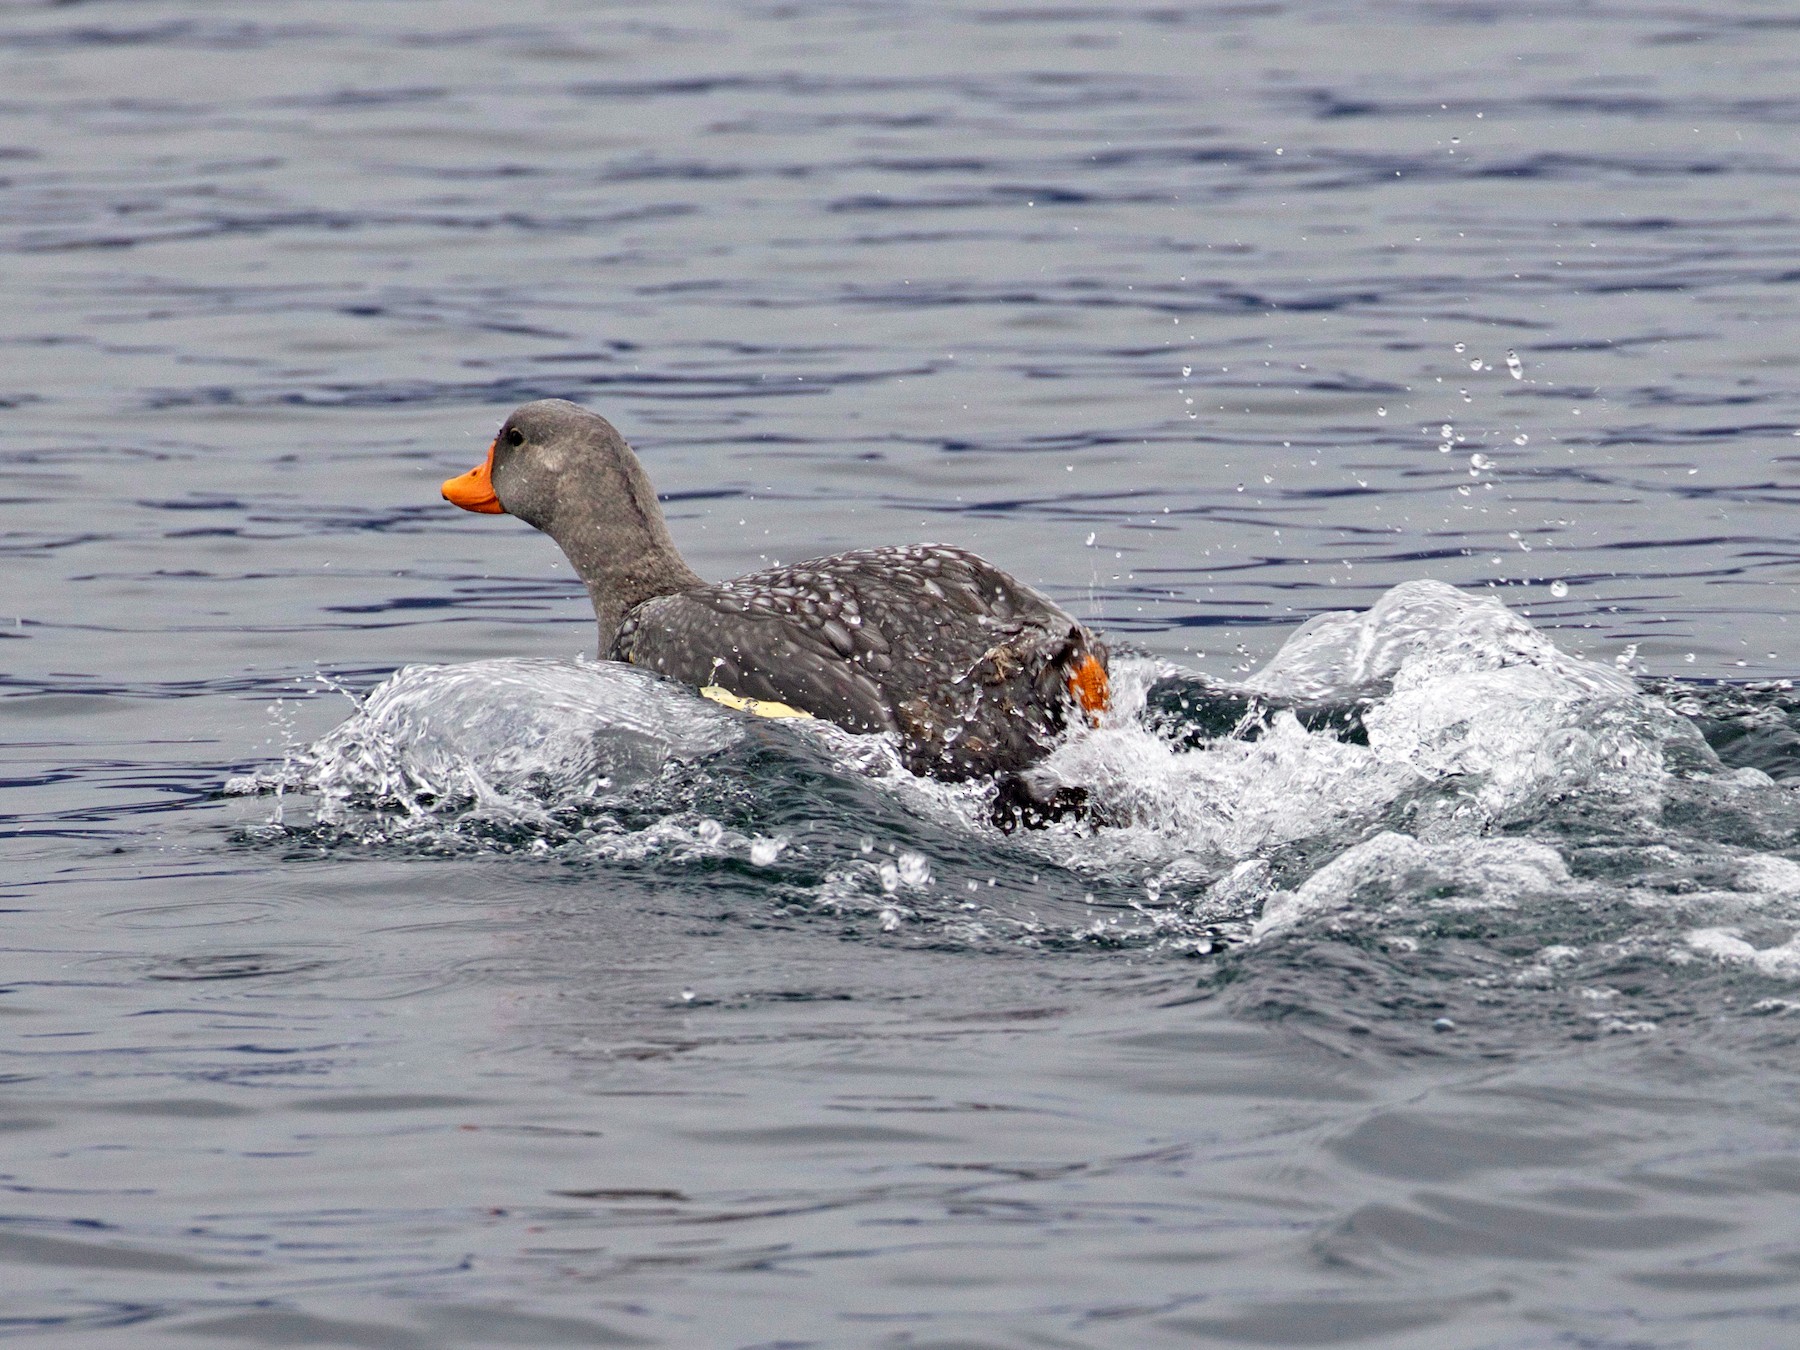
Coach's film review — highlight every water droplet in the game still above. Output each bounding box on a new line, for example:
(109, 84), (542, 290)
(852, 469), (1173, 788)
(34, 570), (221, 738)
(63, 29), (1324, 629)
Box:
(1506, 350), (1524, 379)
(1181, 365), (1192, 377)
(696, 818), (723, 846)
(1685, 653), (1696, 663)
(1513, 433), (1529, 446)
(1453, 342), (1466, 354)
(1440, 423), (1454, 437)
(681, 988), (695, 1002)
(878, 860), (900, 892)
(897, 851), (930, 887)
(749, 837), (782, 867)
(1433, 1017), (1457, 1032)
(1469, 453), (1493, 470)
(1084, 532), (1096, 546)
(1469, 358), (1484, 371)
(1549, 579), (1569, 598)
(1376, 406), (1387, 416)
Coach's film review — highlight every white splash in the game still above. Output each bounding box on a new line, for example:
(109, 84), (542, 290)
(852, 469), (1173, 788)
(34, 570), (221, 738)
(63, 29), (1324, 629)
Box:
(297, 656), (740, 814)
(1254, 832), (1577, 939)
(1028, 708), (1413, 864)
(1687, 928), (1800, 979)
(250, 581), (1762, 959)
(1244, 579), (1636, 701)
(1026, 581), (1705, 883)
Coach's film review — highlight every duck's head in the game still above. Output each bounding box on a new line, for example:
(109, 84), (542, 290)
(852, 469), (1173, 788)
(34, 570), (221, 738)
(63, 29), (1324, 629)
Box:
(441, 400), (703, 645)
(441, 398), (633, 532)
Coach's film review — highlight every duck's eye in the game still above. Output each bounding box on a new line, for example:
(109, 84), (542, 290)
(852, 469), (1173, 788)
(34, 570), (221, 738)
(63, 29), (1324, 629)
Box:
(504, 427), (524, 448)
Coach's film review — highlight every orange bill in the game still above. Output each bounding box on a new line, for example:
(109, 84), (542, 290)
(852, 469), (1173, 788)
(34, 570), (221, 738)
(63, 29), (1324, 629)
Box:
(441, 440), (505, 514)
(1067, 652), (1110, 725)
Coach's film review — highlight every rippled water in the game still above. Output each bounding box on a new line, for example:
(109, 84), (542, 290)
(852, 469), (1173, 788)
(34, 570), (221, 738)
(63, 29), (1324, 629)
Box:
(7, 2), (1800, 1346)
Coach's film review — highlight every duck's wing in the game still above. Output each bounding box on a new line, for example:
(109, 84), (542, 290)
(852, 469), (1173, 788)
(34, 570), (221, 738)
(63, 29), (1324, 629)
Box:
(611, 544), (1107, 777)
(825, 546), (1110, 778)
(610, 590), (898, 734)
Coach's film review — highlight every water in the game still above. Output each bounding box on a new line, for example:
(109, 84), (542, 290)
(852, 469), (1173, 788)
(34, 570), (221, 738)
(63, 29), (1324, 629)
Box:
(6, 1), (1800, 1345)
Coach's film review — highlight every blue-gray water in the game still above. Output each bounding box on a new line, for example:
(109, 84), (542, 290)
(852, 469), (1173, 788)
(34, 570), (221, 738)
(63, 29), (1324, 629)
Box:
(6, 2), (1800, 1347)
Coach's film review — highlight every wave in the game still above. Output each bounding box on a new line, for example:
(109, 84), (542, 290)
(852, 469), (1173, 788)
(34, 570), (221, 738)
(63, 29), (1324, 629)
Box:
(228, 581), (1800, 1039)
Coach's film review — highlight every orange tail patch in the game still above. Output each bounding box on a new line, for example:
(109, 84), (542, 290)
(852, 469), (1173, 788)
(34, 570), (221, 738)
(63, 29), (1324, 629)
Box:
(1067, 653), (1110, 725)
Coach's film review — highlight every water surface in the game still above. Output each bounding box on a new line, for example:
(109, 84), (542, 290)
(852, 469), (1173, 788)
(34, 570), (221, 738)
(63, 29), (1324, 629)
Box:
(5, 2), (1800, 1346)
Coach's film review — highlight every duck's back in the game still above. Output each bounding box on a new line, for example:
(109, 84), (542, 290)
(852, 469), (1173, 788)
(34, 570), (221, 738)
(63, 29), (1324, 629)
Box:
(609, 543), (1107, 779)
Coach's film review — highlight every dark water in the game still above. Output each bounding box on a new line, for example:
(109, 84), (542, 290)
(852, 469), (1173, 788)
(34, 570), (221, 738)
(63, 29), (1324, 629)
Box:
(7, 2), (1800, 1346)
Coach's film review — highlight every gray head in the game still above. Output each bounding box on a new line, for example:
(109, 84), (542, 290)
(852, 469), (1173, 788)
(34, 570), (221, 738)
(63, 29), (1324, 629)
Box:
(442, 399), (703, 647)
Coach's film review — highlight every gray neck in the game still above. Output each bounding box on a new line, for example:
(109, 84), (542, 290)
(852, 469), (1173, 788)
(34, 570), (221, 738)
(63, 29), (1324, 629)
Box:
(538, 456), (704, 651)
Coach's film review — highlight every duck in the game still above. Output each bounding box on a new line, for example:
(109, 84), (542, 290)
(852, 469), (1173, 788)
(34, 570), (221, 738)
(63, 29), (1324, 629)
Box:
(441, 399), (1109, 782)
